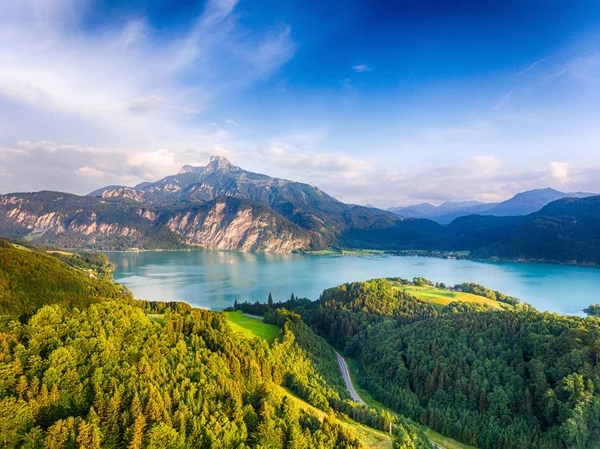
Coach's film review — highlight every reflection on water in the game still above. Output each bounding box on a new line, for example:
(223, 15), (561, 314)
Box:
(106, 251), (600, 315)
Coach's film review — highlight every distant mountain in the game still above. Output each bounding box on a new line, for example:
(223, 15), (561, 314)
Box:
(1, 157), (407, 252)
(471, 195), (600, 264)
(388, 188), (596, 223)
(389, 200), (496, 224)
(483, 188), (595, 217)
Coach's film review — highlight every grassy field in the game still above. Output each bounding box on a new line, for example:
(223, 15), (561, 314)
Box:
(308, 248), (389, 256)
(394, 284), (509, 311)
(345, 356), (477, 449)
(146, 314), (166, 325)
(10, 243), (32, 252)
(225, 310), (281, 343)
(425, 429), (477, 449)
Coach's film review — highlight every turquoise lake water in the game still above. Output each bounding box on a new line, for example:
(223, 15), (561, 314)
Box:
(106, 251), (600, 315)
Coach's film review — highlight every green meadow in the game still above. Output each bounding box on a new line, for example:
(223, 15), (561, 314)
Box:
(226, 310), (281, 343)
(394, 284), (510, 311)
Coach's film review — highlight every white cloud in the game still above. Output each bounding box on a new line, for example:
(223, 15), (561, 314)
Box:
(352, 64), (372, 73)
(0, 141), (232, 194)
(77, 166), (105, 178)
(0, 0), (295, 151)
(547, 161), (570, 182)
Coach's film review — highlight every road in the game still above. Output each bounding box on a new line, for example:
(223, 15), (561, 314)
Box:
(336, 352), (366, 405)
(336, 353), (447, 448)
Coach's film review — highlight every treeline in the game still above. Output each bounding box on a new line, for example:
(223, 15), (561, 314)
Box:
(455, 282), (520, 306)
(227, 292), (311, 316)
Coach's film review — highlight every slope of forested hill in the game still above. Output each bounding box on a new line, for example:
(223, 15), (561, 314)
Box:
(0, 240), (131, 319)
(472, 196), (600, 264)
(239, 279), (600, 449)
(0, 243), (431, 448)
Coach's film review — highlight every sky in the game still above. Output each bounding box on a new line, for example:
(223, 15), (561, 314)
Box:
(1, 0), (600, 207)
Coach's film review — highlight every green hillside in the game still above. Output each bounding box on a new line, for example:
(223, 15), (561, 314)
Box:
(0, 240), (131, 319)
(0, 241), (431, 448)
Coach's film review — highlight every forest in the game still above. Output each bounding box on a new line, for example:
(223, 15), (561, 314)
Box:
(0, 240), (430, 448)
(236, 279), (600, 449)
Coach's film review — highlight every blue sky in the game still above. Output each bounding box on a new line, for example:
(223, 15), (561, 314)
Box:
(1, 0), (600, 206)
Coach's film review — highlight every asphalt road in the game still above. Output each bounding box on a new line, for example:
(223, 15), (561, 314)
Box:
(336, 352), (366, 405)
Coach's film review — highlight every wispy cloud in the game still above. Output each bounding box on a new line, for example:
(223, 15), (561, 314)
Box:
(0, 0), (295, 150)
(352, 64), (372, 73)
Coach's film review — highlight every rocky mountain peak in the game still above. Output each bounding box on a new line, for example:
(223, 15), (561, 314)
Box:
(206, 156), (237, 172)
(179, 165), (205, 175)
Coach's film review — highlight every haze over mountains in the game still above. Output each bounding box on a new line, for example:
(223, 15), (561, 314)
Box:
(1, 156), (600, 264)
(388, 188), (596, 224)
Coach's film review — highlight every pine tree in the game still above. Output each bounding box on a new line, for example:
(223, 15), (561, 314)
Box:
(128, 414), (146, 449)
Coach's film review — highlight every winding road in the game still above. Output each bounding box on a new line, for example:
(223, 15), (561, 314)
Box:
(336, 352), (366, 405)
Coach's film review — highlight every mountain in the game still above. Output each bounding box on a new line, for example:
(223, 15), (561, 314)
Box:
(90, 156), (405, 240)
(0, 191), (318, 252)
(4, 159), (600, 262)
(472, 195), (600, 264)
(388, 188), (596, 223)
(483, 187), (595, 216)
(389, 200), (496, 224)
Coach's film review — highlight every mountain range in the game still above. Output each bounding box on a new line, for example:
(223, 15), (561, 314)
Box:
(2, 156), (600, 264)
(388, 187), (596, 223)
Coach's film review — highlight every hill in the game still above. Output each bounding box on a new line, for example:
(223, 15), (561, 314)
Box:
(472, 195), (600, 264)
(243, 279), (600, 449)
(0, 242), (431, 448)
(0, 239), (131, 319)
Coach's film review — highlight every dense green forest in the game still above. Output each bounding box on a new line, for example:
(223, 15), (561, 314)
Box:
(0, 240), (131, 319)
(0, 241), (430, 448)
(238, 279), (600, 448)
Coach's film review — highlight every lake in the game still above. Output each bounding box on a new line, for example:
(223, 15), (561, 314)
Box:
(106, 251), (600, 315)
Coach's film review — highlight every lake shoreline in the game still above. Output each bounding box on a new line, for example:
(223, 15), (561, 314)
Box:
(102, 246), (600, 269)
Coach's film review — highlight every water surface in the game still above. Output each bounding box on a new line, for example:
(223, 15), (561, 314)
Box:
(107, 251), (600, 315)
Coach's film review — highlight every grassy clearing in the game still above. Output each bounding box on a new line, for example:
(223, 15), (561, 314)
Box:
(425, 429), (477, 449)
(308, 248), (389, 256)
(146, 314), (165, 325)
(276, 386), (393, 449)
(394, 285), (509, 311)
(10, 243), (32, 252)
(225, 310), (280, 343)
(47, 250), (75, 256)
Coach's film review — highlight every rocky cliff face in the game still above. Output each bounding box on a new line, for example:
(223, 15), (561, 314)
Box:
(101, 187), (146, 202)
(0, 192), (316, 252)
(0, 192), (181, 250)
(160, 197), (314, 252)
